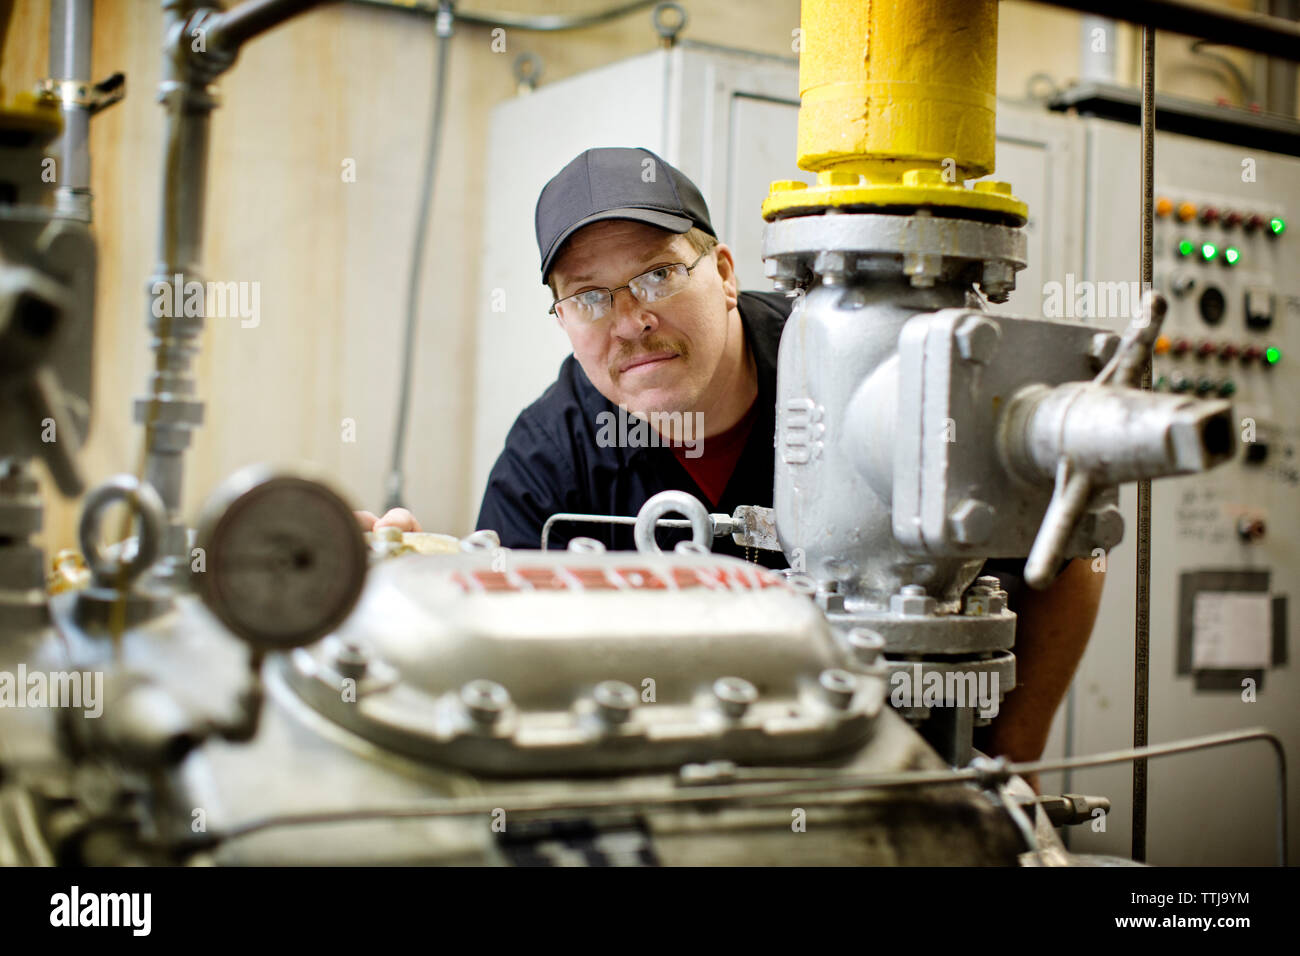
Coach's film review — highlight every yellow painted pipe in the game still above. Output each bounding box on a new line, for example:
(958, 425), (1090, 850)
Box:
(765, 0), (1024, 223)
(800, 0), (998, 181)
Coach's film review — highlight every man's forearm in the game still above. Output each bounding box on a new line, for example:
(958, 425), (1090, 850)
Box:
(987, 557), (1106, 780)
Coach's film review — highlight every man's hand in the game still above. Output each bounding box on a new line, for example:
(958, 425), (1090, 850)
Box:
(353, 508), (423, 533)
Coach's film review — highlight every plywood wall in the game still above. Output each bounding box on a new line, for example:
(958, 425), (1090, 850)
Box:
(0, 0), (1286, 555)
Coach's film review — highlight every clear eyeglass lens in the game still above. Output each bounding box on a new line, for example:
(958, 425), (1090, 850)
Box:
(560, 290), (612, 322)
(630, 264), (686, 303)
(558, 263), (689, 321)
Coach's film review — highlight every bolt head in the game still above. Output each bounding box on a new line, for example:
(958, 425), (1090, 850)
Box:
(814, 250), (848, 279)
(712, 676), (758, 718)
(891, 587), (936, 616)
(593, 680), (638, 723)
(1087, 504), (1125, 550)
(461, 679), (510, 724)
(845, 628), (886, 666)
(948, 498), (995, 545)
(764, 256), (799, 280)
(819, 668), (858, 708)
(955, 315), (1001, 364)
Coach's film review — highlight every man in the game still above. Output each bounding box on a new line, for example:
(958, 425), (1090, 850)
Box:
(361, 147), (1104, 780)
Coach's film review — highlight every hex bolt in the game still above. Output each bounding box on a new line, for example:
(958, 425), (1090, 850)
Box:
(460, 679), (510, 725)
(593, 680), (638, 724)
(962, 587), (990, 617)
(814, 250), (848, 284)
(1086, 504), (1125, 550)
(819, 668), (858, 709)
(954, 314), (1001, 364)
(845, 628), (886, 667)
(712, 676), (758, 718)
(903, 251), (941, 288)
(891, 584), (936, 616)
(948, 498), (995, 545)
(1088, 332), (1121, 371)
(764, 255), (799, 279)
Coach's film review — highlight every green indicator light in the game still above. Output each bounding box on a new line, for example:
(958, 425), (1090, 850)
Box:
(1178, 239), (1195, 257)
(1201, 242), (1218, 261)
(1270, 217), (1286, 236)
(1265, 346), (1281, 365)
(1224, 247), (1240, 265)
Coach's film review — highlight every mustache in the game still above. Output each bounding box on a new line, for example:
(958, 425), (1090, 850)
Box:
(610, 337), (689, 377)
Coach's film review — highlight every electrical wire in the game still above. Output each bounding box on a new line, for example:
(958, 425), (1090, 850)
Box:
(384, 2), (454, 512)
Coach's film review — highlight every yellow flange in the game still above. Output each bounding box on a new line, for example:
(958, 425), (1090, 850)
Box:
(0, 89), (64, 147)
(765, 0), (1025, 224)
(764, 171), (1028, 225)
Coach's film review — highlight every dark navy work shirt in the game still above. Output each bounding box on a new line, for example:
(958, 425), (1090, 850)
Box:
(475, 291), (792, 569)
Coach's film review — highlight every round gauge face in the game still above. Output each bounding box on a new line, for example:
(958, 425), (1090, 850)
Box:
(195, 471), (368, 651)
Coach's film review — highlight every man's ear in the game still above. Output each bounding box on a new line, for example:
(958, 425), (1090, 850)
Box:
(713, 243), (739, 310)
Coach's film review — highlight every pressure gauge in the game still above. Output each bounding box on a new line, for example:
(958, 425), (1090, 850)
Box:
(194, 466), (368, 651)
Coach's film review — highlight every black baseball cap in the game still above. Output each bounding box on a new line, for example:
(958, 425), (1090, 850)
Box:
(535, 147), (716, 283)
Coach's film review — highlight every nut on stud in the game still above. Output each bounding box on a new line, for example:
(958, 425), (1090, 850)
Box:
(979, 262), (1015, 304)
(891, 584), (936, 616)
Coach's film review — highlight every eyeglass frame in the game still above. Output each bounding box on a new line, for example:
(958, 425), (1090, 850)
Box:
(548, 248), (712, 321)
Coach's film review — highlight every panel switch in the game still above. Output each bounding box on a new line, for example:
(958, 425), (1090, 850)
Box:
(1245, 287), (1274, 331)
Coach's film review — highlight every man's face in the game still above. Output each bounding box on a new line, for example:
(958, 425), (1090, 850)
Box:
(549, 220), (739, 415)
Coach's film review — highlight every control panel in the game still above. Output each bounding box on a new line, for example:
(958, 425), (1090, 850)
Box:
(1070, 120), (1298, 866)
(1153, 191), (1287, 410)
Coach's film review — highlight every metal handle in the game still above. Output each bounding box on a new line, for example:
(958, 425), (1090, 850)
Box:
(1024, 291), (1167, 587)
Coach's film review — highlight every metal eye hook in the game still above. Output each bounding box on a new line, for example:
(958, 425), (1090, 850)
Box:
(78, 475), (166, 588)
(634, 490), (712, 555)
(652, 2), (687, 47)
